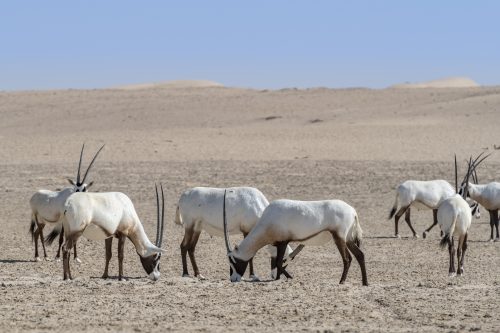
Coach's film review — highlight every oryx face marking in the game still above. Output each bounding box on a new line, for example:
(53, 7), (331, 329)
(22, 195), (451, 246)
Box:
(140, 253), (162, 281)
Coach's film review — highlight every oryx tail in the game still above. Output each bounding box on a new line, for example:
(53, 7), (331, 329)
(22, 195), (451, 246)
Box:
(349, 213), (363, 247)
(174, 205), (183, 225)
(440, 214), (457, 249)
(389, 193), (399, 219)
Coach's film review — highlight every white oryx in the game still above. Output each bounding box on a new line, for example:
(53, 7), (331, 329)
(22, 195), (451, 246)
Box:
(437, 156), (473, 276)
(29, 144), (104, 261)
(175, 187), (294, 280)
(458, 153), (499, 241)
(388, 179), (480, 239)
(222, 190), (368, 285)
(61, 185), (166, 280)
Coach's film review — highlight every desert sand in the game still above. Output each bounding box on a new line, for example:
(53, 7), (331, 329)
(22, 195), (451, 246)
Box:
(0, 81), (499, 332)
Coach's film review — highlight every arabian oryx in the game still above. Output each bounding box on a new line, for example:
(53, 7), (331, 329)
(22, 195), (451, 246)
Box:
(437, 156), (473, 276)
(388, 179), (480, 239)
(458, 153), (500, 241)
(175, 187), (294, 280)
(60, 184), (166, 280)
(223, 190), (368, 285)
(29, 144), (104, 262)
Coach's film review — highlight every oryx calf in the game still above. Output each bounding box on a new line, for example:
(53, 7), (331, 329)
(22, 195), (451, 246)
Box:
(61, 185), (166, 280)
(223, 191), (368, 286)
(29, 144), (104, 261)
(175, 187), (292, 280)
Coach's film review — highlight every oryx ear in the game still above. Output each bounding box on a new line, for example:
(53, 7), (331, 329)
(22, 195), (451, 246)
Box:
(234, 244), (239, 251)
(145, 244), (167, 257)
(67, 178), (75, 186)
(86, 181), (94, 189)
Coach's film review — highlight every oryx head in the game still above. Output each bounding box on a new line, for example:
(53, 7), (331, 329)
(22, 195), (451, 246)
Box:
(457, 153), (489, 218)
(139, 184), (166, 281)
(222, 189), (248, 282)
(67, 143), (105, 192)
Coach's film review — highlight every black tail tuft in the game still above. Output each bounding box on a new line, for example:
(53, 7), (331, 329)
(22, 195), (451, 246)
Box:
(29, 219), (36, 242)
(388, 207), (397, 220)
(45, 228), (61, 245)
(440, 234), (450, 249)
(354, 237), (362, 248)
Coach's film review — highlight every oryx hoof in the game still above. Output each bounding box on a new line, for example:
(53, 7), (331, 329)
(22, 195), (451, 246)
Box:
(422, 231), (427, 239)
(412, 234), (419, 239)
(34, 257), (41, 262)
(54, 257), (61, 262)
(44, 257), (51, 262)
(494, 237), (500, 242)
(489, 238), (495, 242)
(448, 272), (456, 278)
(182, 273), (191, 278)
(249, 274), (261, 282)
(101, 274), (109, 279)
(195, 274), (206, 280)
(74, 257), (82, 264)
(394, 234), (401, 239)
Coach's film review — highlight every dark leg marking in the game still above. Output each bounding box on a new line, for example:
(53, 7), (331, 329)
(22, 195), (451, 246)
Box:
(423, 210), (439, 239)
(394, 206), (409, 237)
(187, 231), (202, 277)
(332, 233), (351, 284)
(459, 233), (468, 275)
(243, 233), (256, 278)
(56, 225), (64, 260)
(448, 236), (456, 276)
(404, 208), (418, 237)
(118, 234), (125, 280)
(102, 238), (113, 279)
(180, 230), (193, 277)
(274, 241), (290, 280)
(346, 241), (368, 286)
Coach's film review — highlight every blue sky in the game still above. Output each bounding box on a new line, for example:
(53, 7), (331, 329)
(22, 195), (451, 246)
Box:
(1, 1), (499, 90)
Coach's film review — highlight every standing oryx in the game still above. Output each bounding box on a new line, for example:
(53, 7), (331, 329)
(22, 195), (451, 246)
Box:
(388, 179), (480, 239)
(458, 153), (499, 241)
(61, 185), (166, 280)
(438, 156), (473, 276)
(175, 187), (293, 280)
(223, 190), (368, 285)
(29, 144), (104, 261)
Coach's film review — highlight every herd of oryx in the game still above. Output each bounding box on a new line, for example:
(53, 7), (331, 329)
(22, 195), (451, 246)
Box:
(28, 144), (500, 286)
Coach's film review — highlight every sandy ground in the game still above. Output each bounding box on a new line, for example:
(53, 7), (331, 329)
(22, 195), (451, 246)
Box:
(0, 85), (499, 332)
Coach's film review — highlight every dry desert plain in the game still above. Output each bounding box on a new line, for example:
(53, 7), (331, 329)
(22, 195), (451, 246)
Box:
(0, 80), (500, 332)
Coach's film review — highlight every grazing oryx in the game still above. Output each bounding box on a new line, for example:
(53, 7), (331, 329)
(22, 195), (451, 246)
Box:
(175, 187), (293, 280)
(29, 144), (104, 261)
(61, 185), (166, 280)
(438, 156), (472, 276)
(458, 153), (499, 241)
(223, 190), (368, 285)
(388, 179), (480, 239)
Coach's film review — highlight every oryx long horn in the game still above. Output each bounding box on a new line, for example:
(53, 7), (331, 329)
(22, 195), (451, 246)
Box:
(158, 183), (165, 248)
(155, 184), (160, 246)
(471, 152), (491, 172)
(454, 154), (458, 193)
(463, 157), (473, 199)
(81, 144), (105, 184)
(76, 143), (85, 184)
(222, 189), (232, 254)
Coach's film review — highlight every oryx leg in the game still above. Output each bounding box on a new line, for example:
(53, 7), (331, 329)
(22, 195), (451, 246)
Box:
(274, 241), (290, 280)
(118, 234), (126, 281)
(34, 222), (47, 261)
(187, 231), (204, 279)
(102, 237), (113, 279)
(448, 236), (456, 277)
(243, 232), (258, 280)
(63, 232), (82, 280)
(458, 233), (468, 275)
(491, 210), (499, 241)
(346, 240), (368, 286)
(423, 209), (439, 239)
(394, 206), (409, 238)
(404, 208), (418, 238)
(73, 243), (80, 263)
(332, 232), (351, 284)
(456, 237), (462, 275)
(55, 225), (64, 261)
(488, 210), (499, 241)
(180, 229), (193, 277)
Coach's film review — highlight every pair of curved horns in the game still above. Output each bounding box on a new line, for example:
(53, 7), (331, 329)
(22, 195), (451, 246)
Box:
(155, 183), (165, 248)
(223, 189), (232, 254)
(76, 143), (105, 186)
